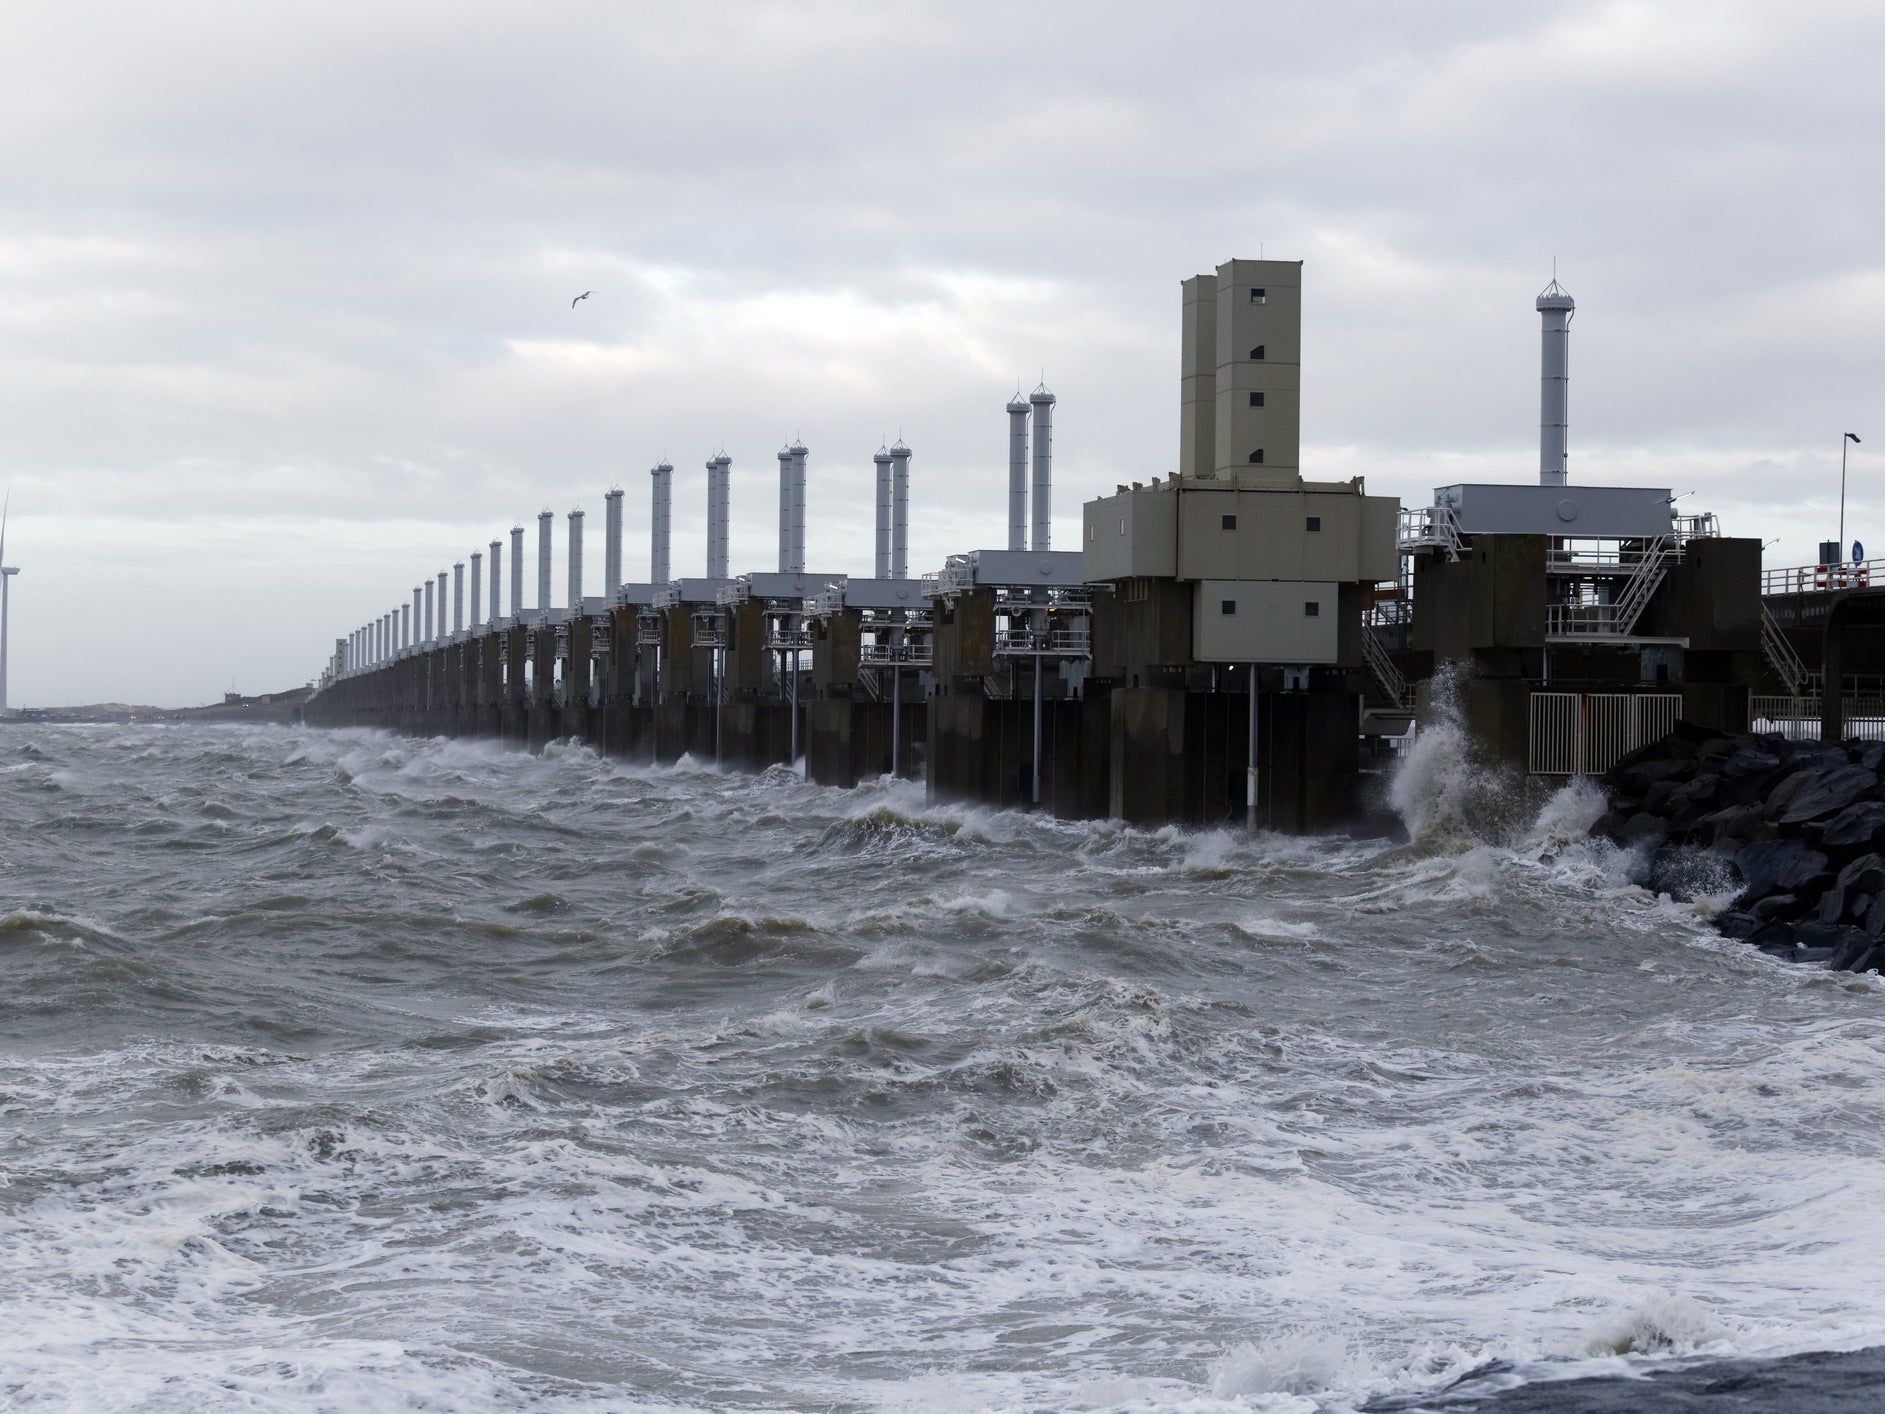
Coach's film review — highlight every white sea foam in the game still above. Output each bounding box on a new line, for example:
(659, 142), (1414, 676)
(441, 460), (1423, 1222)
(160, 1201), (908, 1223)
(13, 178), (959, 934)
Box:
(8, 722), (1885, 1412)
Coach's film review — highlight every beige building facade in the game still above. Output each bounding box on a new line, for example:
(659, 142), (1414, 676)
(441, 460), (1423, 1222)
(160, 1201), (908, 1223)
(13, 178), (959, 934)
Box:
(1180, 258), (1305, 481)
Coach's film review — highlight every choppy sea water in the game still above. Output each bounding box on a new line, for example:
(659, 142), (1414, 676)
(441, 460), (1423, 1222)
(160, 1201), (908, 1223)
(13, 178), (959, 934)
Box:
(4, 720), (1885, 1413)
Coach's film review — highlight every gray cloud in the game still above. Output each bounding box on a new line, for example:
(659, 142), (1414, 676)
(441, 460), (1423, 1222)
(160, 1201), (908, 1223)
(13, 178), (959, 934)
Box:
(0, 0), (1880, 702)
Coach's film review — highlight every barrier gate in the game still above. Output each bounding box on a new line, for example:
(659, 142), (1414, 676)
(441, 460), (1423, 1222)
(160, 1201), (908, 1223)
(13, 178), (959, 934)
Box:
(1529, 692), (1683, 776)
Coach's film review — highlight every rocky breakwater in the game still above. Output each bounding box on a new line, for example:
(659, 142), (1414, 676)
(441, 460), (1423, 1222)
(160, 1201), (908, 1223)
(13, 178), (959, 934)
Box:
(1593, 723), (1885, 972)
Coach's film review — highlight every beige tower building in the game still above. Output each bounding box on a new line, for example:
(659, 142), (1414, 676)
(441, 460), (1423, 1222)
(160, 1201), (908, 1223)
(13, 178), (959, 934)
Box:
(1180, 258), (1303, 480)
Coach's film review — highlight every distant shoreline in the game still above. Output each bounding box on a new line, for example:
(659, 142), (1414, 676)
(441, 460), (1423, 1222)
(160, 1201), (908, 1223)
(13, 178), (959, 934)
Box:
(0, 687), (311, 726)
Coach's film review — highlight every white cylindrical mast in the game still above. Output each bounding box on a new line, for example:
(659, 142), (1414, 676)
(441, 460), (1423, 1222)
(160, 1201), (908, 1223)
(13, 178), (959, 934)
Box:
(1007, 392), (1030, 552)
(489, 539), (502, 623)
(453, 563), (465, 636)
(1537, 279), (1574, 487)
(402, 600), (412, 651)
(509, 525), (524, 620)
(603, 488), (622, 597)
(890, 440), (911, 581)
(469, 554), (482, 629)
(412, 587), (423, 645)
(424, 580), (435, 644)
(1029, 383), (1055, 551)
(651, 461), (673, 584)
(873, 448), (893, 578)
(707, 454), (731, 579)
(777, 447), (793, 573)
(437, 572), (449, 638)
(536, 511), (553, 617)
(567, 508), (584, 611)
(790, 440), (808, 573)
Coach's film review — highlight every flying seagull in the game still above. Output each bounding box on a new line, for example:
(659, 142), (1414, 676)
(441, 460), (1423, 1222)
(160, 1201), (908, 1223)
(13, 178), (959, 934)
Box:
(572, 291), (594, 308)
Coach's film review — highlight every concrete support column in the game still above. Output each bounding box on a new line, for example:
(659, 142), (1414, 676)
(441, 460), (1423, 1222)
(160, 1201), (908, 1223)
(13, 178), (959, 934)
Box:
(453, 562), (465, 637)
(424, 580), (435, 644)
(537, 511), (553, 619)
(469, 553), (483, 630)
(489, 539), (503, 624)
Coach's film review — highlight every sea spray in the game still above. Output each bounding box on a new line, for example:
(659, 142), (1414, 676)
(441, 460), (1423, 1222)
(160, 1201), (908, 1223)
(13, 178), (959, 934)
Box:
(1389, 663), (1543, 850)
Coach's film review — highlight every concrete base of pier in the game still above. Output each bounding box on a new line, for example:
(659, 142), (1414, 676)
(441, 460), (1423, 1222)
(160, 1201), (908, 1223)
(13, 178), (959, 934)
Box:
(805, 700), (929, 788)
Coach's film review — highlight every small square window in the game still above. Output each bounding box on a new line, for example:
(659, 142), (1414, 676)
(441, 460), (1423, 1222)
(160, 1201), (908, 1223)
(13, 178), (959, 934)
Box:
(1221, 600), (1237, 616)
(1249, 345), (1265, 360)
(1304, 601), (1320, 617)
(1305, 515), (1321, 532)
(1249, 449), (1264, 464)
(1249, 391), (1265, 408)
(1250, 288), (1266, 304)
(1221, 514), (1237, 531)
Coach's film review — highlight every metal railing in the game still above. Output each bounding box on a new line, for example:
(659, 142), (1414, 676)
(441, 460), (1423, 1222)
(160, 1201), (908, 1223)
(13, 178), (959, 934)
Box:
(993, 585), (1092, 611)
(691, 611), (726, 648)
(805, 587), (847, 618)
(860, 642), (934, 666)
(1545, 543), (1672, 573)
(1675, 512), (1721, 543)
(1749, 696), (1885, 743)
(1751, 695), (1821, 740)
(994, 628), (1092, 656)
(1398, 504), (1463, 561)
(1764, 559), (1884, 595)
(765, 628), (812, 649)
(1528, 692), (1683, 775)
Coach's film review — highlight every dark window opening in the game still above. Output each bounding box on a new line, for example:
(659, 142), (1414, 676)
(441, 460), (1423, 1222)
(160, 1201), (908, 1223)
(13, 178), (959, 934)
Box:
(1250, 288), (1266, 304)
(1221, 600), (1237, 616)
(1221, 514), (1237, 530)
(1306, 515), (1321, 532)
(1249, 345), (1265, 360)
(1249, 449), (1264, 464)
(1304, 601), (1320, 618)
(1249, 391), (1265, 408)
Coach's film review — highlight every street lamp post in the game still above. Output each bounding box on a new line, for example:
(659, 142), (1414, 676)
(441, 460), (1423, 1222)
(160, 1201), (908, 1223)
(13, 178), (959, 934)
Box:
(1841, 431), (1862, 559)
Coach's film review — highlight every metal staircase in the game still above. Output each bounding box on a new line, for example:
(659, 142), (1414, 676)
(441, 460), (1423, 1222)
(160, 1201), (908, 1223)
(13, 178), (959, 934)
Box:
(1361, 625), (1410, 706)
(1546, 536), (1674, 638)
(1761, 603), (1809, 696)
(1608, 536), (1673, 635)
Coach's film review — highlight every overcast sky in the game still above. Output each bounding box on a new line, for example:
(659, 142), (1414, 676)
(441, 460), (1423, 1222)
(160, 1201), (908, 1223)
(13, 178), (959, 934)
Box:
(2, 0), (1881, 704)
